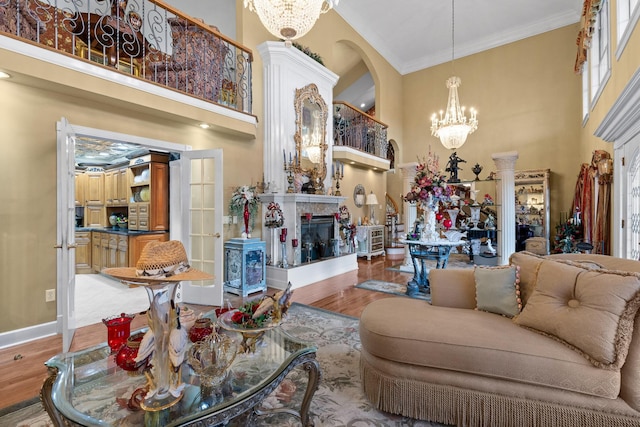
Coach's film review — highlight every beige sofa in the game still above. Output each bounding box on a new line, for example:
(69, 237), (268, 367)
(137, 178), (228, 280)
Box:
(359, 252), (640, 426)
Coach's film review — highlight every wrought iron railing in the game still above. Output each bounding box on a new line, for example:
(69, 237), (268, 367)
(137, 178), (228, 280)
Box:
(0, 0), (252, 114)
(333, 101), (388, 159)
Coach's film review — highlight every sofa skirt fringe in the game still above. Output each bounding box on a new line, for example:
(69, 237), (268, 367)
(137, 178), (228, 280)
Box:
(360, 359), (639, 427)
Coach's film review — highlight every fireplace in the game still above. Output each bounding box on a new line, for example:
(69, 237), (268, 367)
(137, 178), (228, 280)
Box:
(260, 193), (358, 290)
(300, 215), (337, 261)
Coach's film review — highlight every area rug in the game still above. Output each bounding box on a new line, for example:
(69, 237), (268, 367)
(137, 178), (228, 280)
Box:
(356, 279), (431, 301)
(386, 253), (474, 272)
(1, 303), (446, 427)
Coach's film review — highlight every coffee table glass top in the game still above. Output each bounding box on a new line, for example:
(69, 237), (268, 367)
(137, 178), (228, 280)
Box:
(45, 318), (316, 426)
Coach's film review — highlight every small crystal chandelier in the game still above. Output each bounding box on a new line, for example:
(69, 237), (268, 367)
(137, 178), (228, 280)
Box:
(244, 0), (339, 45)
(430, 0), (478, 150)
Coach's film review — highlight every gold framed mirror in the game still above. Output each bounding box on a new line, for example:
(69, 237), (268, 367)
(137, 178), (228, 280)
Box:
(294, 83), (328, 193)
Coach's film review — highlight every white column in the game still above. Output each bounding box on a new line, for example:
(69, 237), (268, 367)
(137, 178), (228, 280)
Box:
(492, 151), (519, 265)
(398, 162), (418, 270)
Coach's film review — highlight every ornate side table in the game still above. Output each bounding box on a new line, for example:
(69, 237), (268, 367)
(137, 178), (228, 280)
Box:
(400, 239), (466, 296)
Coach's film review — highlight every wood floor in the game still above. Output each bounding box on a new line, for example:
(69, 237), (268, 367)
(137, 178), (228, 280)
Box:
(0, 254), (410, 410)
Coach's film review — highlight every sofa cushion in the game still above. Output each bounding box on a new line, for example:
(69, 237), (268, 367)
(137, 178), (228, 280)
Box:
(474, 265), (521, 317)
(509, 251), (545, 307)
(360, 297), (621, 399)
(514, 259), (640, 369)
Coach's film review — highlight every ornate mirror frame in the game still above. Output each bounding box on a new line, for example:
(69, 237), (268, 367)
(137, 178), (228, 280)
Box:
(353, 184), (366, 207)
(293, 83), (328, 190)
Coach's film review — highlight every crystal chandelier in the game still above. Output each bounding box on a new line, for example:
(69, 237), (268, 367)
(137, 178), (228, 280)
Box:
(430, 0), (478, 150)
(244, 0), (339, 45)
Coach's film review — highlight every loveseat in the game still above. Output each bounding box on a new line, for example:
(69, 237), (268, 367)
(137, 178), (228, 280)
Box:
(359, 252), (640, 426)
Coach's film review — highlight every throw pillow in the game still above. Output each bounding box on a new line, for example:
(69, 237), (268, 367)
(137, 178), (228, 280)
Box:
(509, 251), (546, 307)
(474, 265), (522, 317)
(514, 259), (640, 369)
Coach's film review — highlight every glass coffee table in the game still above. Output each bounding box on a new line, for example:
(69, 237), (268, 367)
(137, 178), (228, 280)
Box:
(41, 321), (320, 426)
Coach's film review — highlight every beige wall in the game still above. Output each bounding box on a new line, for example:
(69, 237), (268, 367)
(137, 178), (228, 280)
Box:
(402, 24), (583, 235)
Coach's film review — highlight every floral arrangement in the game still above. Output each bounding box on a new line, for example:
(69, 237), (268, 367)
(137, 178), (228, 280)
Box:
(231, 300), (269, 328)
(229, 185), (260, 229)
(337, 205), (351, 227)
(404, 149), (452, 209)
(483, 193), (494, 205)
(265, 202), (285, 228)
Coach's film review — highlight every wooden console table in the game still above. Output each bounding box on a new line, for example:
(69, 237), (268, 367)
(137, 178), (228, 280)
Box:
(400, 239), (466, 296)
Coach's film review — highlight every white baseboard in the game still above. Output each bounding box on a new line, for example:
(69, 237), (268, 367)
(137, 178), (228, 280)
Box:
(0, 321), (58, 350)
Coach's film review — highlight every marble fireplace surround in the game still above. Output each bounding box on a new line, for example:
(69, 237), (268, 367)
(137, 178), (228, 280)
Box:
(260, 194), (358, 290)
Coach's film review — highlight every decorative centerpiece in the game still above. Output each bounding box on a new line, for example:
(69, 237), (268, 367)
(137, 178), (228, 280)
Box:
(218, 282), (293, 353)
(187, 331), (238, 402)
(229, 185), (260, 238)
(404, 148), (452, 241)
(102, 240), (214, 412)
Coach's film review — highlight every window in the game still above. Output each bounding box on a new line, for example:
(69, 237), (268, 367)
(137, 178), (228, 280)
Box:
(617, 0), (640, 58)
(582, 59), (590, 123)
(589, 0), (610, 107)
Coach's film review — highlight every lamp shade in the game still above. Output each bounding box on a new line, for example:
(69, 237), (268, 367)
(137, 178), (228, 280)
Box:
(366, 192), (378, 206)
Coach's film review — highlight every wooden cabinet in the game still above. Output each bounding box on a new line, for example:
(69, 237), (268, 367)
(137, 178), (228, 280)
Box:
(75, 231), (92, 274)
(515, 169), (550, 254)
(105, 167), (129, 206)
(75, 172), (86, 207)
(85, 171), (105, 205)
(356, 225), (386, 260)
(85, 206), (105, 228)
(129, 232), (169, 266)
(117, 235), (128, 267)
(92, 231), (102, 272)
(128, 153), (169, 231)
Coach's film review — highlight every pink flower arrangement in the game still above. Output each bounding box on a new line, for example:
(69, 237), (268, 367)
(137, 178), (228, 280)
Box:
(404, 149), (451, 208)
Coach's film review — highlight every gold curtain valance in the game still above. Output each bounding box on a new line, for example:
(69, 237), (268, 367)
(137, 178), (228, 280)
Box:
(575, 0), (603, 74)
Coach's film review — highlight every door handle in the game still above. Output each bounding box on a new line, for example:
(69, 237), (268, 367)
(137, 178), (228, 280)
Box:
(214, 233), (221, 238)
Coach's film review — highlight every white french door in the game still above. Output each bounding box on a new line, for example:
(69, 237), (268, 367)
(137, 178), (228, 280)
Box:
(171, 150), (224, 307)
(56, 118), (77, 352)
(622, 135), (640, 259)
(56, 119), (215, 351)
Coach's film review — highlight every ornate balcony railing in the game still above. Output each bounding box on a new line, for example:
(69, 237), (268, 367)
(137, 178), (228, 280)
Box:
(0, 0), (252, 114)
(333, 101), (388, 159)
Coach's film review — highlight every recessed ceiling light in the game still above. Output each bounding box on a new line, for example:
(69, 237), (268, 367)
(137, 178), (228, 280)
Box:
(0, 71), (11, 79)
(360, 103), (365, 108)
(350, 161), (355, 165)
(199, 123), (210, 129)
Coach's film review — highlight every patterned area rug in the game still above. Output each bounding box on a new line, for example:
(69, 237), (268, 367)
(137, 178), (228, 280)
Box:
(0, 303), (446, 427)
(356, 279), (431, 302)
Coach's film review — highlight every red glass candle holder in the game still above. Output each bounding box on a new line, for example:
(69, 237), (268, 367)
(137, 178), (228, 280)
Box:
(292, 238), (298, 248)
(115, 332), (146, 372)
(189, 318), (214, 343)
(102, 313), (135, 353)
(280, 228), (288, 242)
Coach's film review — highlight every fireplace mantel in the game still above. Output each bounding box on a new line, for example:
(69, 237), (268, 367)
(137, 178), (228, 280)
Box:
(260, 193), (357, 290)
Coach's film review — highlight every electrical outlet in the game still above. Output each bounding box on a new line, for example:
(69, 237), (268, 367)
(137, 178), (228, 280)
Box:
(223, 215), (230, 225)
(45, 289), (56, 302)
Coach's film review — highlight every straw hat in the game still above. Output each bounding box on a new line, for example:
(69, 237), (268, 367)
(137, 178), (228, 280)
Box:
(102, 240), (213, 283)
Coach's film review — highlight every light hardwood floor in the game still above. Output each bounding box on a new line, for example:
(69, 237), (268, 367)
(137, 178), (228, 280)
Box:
(0, 254), (411, 410)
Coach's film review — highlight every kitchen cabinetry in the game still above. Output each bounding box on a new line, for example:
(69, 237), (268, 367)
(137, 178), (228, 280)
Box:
(75, 231), (92, 274)
(85, 171), (105, 205)
(128, 232), (169, 266)
(356, 225), (385, 260)
(85, 206), (105, 228)
(105, 167), (129, 206)
(515, 169), (550, 254)
(75, 172), (86, 207)
(87, 230), (167, 273)
(128, 153), (169, 231)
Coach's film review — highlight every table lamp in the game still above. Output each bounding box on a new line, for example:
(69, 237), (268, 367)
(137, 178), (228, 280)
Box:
(366, 192), (379, 224)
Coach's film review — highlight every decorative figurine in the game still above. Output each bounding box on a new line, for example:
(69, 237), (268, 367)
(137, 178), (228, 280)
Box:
(471, 163), (483, 181)
(445, 152), (466, 183)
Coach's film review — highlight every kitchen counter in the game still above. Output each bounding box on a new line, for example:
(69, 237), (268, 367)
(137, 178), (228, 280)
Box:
(75, 227), (168, 236)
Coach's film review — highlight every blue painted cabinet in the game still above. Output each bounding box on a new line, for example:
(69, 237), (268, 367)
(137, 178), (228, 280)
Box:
(223, 238), (266, 297)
